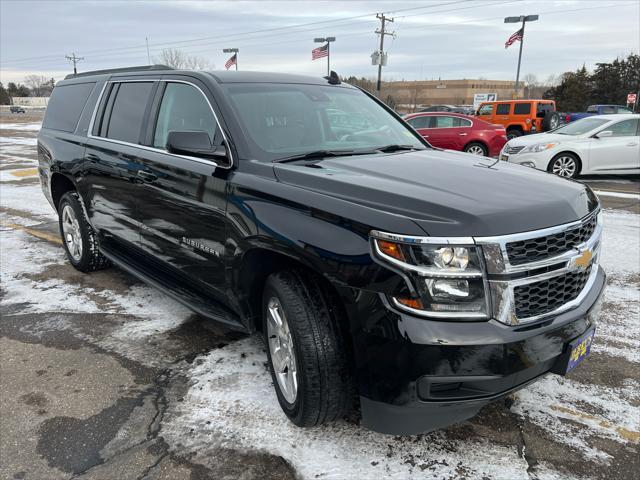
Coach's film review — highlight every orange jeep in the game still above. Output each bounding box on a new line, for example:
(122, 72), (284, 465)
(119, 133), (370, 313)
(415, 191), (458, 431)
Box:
(476, 100), (560, 140)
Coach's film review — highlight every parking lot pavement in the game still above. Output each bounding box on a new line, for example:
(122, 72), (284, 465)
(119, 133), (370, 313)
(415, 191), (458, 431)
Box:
(1, 115), (639, 480)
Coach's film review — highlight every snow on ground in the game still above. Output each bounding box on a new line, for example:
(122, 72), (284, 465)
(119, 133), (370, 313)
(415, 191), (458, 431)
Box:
(0, 122), (42, 131)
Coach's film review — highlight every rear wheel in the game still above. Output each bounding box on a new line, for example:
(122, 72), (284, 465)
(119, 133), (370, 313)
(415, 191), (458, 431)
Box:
(58, 192), (110, 272)
(464, 142), (488, 156)
(548, 153), (581, 178)
(263, 270), (352, 427)
(506, 129), (523, 140)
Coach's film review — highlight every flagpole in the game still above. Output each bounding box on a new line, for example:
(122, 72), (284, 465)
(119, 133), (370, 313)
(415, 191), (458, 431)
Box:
(515, 19), (525, 99)
(327, 42), (330, 76)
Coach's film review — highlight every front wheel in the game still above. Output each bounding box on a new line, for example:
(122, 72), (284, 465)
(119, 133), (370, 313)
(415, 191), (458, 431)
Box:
(506, 130), (523, 140)
(548, 153), (580, 178)
(263, 271), (353, 427)
(464, 142), (488, 156)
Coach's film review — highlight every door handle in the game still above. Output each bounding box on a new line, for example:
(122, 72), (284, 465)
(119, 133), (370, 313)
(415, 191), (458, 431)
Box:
(137, 170), (157, 182)
(423, 135), (429, 138)
(459, 133), (468, 136)
(626, 142), (638, 147)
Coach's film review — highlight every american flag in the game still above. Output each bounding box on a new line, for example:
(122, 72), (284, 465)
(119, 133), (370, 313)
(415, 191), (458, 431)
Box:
(312, 43), (328, 60)
(225, 53), (237, 70)
(505, 28), (523, 49)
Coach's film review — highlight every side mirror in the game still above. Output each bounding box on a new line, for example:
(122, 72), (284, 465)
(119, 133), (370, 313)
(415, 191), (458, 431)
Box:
(595, 130), (613, 138)
(166, 130), (228, 161)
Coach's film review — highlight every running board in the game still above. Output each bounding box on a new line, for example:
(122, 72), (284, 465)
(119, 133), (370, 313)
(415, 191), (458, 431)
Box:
(99, 241), (247, 332)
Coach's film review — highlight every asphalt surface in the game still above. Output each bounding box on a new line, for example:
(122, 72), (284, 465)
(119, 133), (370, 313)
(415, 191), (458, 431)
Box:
(1, 110), (639, 480)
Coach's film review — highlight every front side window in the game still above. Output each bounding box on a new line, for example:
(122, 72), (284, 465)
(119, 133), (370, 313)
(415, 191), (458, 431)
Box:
(105, 82), (154, 143)
(601, 106), (616, 114)
(513, 103), (531, 115)
(223, 83), (425, 161)
(496, 103), (510, 115)
(618, 106), (632, 113)
(606, 119), (639, 137)
(153, 83), (218, 149)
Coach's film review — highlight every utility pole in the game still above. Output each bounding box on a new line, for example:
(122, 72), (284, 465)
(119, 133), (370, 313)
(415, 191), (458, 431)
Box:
(504, 15), (538, 98)
(375, 13), (394, 98)
(314, 37), (336, 76)
(145, 37), (151, 65)
(65, 53), (84, 75)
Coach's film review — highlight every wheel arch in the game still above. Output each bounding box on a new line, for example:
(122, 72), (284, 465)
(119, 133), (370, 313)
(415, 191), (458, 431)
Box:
(49, 172), (77, 212)
(463, 139), (488, 153)
(547, 150), (583, 173)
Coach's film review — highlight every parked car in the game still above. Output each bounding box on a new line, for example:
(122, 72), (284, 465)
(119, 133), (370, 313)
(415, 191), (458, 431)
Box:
(565, 104), (634, 123)
(404, 111), (507, 156)
(420, 104), (468, 114)
(477, 99), (560, 140)
(10, 106), (26, 113)
(38, 66), (605, 435)
(500, 114), (640, 177)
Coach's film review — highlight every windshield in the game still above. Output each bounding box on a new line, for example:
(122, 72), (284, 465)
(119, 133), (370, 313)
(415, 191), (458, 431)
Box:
(223, 83), (426, 161)
(553, 117), (609, 135)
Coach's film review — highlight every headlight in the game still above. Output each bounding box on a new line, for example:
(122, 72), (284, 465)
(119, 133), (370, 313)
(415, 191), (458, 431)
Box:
(372, 235), (488, 319)
(521, 142), (559, 153)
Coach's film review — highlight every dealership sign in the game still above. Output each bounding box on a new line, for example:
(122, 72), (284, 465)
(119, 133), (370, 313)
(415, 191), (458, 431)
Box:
(473, 93), (497, 109)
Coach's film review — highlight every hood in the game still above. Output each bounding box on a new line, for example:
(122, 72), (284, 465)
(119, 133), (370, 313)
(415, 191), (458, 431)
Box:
(273, 149), (598, 237)
(507, 132), (576, 147)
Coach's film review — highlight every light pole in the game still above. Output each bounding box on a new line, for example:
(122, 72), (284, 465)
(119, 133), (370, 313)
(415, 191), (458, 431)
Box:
(505, 15), (538, 98)
(223, 48), (239, 71)
(314, 37), (335, 75)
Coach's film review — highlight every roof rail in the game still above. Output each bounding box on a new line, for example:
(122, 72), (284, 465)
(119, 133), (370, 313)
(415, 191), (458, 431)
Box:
(65, 64), (174, 79)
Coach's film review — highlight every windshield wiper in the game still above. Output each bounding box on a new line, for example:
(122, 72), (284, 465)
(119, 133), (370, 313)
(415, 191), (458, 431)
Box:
(273, 149), (364, 163)
(374, 144), (424, 153)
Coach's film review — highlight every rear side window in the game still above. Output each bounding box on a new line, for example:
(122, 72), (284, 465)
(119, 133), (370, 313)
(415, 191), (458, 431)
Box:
(601, 106), (616, 114)
(513, 103), (532, 115)
(104, 82), (154, 144)
(478, 104), (493, 115)
(42, 82), (95, 133)
(496, 104), (510, 115)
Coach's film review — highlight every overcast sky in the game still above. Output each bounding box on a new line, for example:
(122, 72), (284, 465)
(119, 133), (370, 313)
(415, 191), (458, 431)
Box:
(1, 0), (638, 85)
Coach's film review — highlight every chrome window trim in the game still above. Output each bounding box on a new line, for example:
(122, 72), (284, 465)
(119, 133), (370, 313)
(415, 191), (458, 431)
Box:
(86, 78), (233, 169)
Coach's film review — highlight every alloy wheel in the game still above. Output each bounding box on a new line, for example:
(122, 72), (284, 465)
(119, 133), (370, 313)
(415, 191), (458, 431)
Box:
(552, 156), (577, 177)
(267, 297), (298, 403)
(466, 145), (486, 156)
(61, 205), (83, 261)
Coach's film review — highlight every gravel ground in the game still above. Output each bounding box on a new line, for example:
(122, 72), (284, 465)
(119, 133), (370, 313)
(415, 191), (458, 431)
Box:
(1, 113), (639, 480)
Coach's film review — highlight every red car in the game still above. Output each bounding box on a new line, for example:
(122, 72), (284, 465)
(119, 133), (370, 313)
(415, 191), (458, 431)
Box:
(403, 112), (507, 157)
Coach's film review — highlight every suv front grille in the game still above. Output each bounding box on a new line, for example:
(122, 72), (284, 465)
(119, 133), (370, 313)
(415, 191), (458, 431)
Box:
(506, 214), (597, 266)
(504, 145), (525, 154)
(514, 266), (592, 319)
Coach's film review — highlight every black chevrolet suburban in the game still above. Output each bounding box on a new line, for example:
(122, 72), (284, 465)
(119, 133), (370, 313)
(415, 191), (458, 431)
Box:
(38, 66), (605, 435)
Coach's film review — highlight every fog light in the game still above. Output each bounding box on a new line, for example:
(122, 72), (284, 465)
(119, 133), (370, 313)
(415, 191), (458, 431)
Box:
(427, 279), (470, 299)
(521, 161), (536, 168)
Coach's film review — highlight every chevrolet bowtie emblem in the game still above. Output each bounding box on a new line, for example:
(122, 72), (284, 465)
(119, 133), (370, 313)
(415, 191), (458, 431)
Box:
(573, 249), (593, 269)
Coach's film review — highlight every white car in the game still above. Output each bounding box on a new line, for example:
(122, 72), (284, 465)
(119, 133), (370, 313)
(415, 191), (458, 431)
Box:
(499, 114), (640, 177)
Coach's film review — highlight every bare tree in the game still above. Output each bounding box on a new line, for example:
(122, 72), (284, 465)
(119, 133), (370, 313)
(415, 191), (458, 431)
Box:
(24, 75), (50, 96)
(154, 48), (211, 70)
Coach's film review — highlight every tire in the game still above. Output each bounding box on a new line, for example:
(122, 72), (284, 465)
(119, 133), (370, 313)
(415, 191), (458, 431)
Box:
(542, 111), (560, 131)
(548, 153), (581, 179)
(463, 142), (488, 156)
(262, 270), (353, 427)
(58, 191), (110, 272)
(506, 129), (523, 140)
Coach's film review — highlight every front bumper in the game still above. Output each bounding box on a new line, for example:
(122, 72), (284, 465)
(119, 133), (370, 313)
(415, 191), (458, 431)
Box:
(499, 148), (554, 171)
(352, 265), (606, 435)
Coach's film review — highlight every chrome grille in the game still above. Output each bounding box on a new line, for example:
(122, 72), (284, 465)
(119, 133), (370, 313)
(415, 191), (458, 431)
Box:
(514, 266), (592, 319)
(504, 145), (525, 154)
(506, 214), (597, 266)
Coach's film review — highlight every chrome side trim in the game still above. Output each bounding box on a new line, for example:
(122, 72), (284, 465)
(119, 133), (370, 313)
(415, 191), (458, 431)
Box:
(370, 230), (474, 246)
(390, 297), (487, 319)
(86, 78), (233, 169)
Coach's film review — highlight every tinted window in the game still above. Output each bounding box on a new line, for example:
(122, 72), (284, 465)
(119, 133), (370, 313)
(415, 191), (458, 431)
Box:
(618, 106), (632, 113)
(42, 82), (95, 133)
(601, 106), (616, 114)
(537, 103), (554, 114)
(154, 83), (218, 149)
(496, 103), (510, 115)
(586, 105), (598, 113)
(407, 116), (432, 129)
(606, 119), (639, 137)
(513, 103), (531, 115)
(105, 82), (154, 143)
